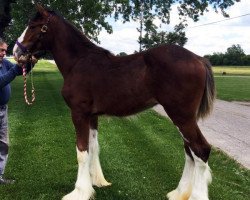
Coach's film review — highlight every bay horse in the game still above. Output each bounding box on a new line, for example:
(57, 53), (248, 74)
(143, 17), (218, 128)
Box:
(13, 5), (215, 200)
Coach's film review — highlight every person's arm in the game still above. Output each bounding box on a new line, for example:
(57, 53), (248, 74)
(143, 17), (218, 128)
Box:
(0, 64), (21, 88)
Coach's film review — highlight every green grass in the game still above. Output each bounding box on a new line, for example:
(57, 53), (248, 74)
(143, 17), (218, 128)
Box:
(0, 61), (249, 199)
(213, 66), (250, 101)
(214, 76), (250, 101)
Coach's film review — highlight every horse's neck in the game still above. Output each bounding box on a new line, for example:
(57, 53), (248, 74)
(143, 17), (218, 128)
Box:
(49, 22), (96, 78)
(51, 42), (77, 78)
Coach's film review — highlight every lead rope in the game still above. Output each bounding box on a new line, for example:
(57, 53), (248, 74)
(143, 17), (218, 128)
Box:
(22, 64), (35, 105)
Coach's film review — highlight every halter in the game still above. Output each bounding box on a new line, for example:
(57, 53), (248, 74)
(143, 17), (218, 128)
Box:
(15, 14), (52, 55)
(15, 14), (52, 105)
(15, 41), (28, 54)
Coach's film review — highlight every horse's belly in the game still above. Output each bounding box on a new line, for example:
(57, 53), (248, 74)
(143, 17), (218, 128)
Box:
(94, 93), (157, 117)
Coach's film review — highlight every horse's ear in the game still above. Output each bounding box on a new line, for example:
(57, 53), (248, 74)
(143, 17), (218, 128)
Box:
(35, 3), (49, 17)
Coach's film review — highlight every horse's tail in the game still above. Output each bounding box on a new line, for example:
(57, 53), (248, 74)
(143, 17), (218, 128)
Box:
(197, 58), (216, 119)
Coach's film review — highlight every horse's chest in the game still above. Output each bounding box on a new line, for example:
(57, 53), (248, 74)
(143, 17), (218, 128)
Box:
(61, 81), (90, 107)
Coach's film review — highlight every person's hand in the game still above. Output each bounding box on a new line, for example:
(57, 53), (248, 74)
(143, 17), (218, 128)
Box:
(15, 55), (38, 65)
(15, 55), (28, 65)
(31, 55), (38, 64)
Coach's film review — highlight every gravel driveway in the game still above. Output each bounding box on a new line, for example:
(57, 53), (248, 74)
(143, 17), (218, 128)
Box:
(153, 100), (250, 169)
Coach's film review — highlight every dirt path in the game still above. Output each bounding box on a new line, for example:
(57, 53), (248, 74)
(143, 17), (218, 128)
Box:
(153, 100), (250, 169)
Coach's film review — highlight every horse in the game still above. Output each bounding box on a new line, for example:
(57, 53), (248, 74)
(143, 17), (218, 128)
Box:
(13, 4), (215, 200)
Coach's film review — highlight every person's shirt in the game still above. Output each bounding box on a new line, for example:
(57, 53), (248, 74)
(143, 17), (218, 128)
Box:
(0, 58), (23, 106)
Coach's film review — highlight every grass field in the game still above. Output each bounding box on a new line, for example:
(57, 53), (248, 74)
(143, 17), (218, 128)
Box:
(0, 61), (249, 199)
(213, 66), (250, 76)
(213, 66), (250, 101)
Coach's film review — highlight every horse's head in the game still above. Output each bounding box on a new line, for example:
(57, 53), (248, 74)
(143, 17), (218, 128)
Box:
(13, 4), (53, 63)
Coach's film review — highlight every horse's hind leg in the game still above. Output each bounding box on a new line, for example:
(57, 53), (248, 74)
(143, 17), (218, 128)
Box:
(167, 119), (212, 200)
(89, 116), (111, 187)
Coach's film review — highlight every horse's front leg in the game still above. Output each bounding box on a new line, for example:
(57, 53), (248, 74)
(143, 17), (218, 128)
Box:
(62, 112), (94, 200)
(89, 116), (111, 187)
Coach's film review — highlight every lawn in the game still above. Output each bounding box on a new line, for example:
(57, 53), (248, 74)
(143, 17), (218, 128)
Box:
(0, 61), (249, 200)
(213, 66), (250, 101)
(214, 76), (250, 101)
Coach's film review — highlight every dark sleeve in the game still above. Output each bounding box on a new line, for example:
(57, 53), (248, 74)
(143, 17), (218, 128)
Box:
(0, 65), (21, 88)
(4, 59), (23, 75)
(14, 64), (23, 75)
(13, 62), (32, 75)
(7, 60), (33, 76)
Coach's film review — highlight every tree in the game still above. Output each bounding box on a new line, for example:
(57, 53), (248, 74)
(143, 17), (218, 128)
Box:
(204, 44), (250, 66)
(242, 55), (250, 66)
(6, 0), (113, 42)
(140, 23), (187, 50)
(116, 0), (239, 51)
(138, 12), (158, 51)
(2, 0), (241, 54)
(224, 44), (245, 65)
(117, 52), (127, 56)
(226, 44), (245, 56)
(0, 0), (15, 38)
(204, 52), (224, 65)
(163, 23), (187, 47)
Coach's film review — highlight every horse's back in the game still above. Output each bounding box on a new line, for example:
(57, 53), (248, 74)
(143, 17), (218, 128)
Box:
(143, 45), (208, 120)
(144, 44), (202, 69)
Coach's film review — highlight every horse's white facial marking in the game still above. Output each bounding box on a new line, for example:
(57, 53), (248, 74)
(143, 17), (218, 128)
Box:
(13, 27), (28, 56)
(19, 27), (28, 43)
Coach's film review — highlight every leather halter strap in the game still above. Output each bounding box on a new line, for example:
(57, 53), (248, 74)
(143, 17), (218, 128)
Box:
(15, 14), (52, 54)
(16, 40), (28, 53)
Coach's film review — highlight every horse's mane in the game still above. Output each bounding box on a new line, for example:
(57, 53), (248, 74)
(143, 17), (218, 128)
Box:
(31, 8), (113, 58)
(52, 11), (114, 58)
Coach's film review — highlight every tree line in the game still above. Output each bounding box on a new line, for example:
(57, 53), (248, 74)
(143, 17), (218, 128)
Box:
(0, 0), (240, 55)
(204, 44), (250, 66)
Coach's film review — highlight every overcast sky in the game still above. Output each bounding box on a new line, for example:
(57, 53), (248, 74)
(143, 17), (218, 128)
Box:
(98, 0), (250, 56)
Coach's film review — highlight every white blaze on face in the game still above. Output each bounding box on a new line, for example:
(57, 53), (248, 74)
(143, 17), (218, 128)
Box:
(13, 27), (28, 57)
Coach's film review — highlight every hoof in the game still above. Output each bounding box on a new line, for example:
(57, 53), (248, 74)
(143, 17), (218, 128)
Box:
(167, 189), (191, 200)
(167, 189), (180, 200)
(91, 171), (112, 187)
(92, 178), (112, 187)
(188, 196), (209, 200)
(62, 188), (95, 200)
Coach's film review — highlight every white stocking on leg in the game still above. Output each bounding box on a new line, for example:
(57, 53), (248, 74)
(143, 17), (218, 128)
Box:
(188, 151), (212, 200)
(167, 153), (195, 200)
(62, 149), (94, 200)
(89, 129), (111, 187)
